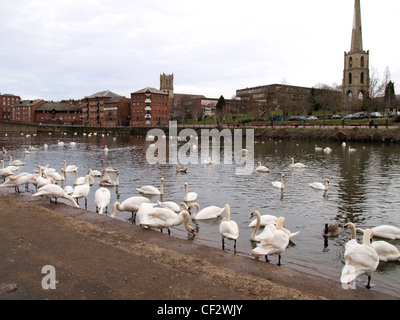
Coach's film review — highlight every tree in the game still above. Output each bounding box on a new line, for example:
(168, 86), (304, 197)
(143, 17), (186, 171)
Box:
(384, 81), (396, 113)
(215, 95), (227, 121)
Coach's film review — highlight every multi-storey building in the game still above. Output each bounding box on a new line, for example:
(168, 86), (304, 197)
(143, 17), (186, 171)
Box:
(82, 90), (130, 127)
(35, 100), (82, 125)
(130, 87), (169, 126)
(11, 99), (45, 122)
(0, 93), (21, 120)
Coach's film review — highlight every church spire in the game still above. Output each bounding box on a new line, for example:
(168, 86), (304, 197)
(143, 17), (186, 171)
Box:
(351, 0), (363, 52)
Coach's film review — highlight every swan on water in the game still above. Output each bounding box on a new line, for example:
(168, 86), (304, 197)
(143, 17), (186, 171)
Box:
(324, 147), (332, 154)
(272, 174), (285, 189)
(357, 225), (400, 240)
(219, 204), (239, 253)
(188, 202), (225, 220)
(183, 182), (197, 202)
(46, 168), (65, 181)
(0, 172), (34, 193)
(87, 168), (102, 177)
(99, 171), (119, 187)
(255, 162), (270, 173)
(111, 196), (151, 222)
(94, 187), (111, 215)
(176, 163), (187, 173)
(32, 184), (79, 208)
(136, 177), (164, 195)
(315, 145), (323, 152)
(63, 160), (78, 173)
(290, 158), (307, 168)
(9, 156), (24, 166)
(340, 229), (379, 289)
(248, 212), (278, 228)
(73, 170), (86, 185)
(157, 200), (186, 213)
(252, 216), (289, 266)
(309, 178), (330, 191)
(101, 159), (118, 173)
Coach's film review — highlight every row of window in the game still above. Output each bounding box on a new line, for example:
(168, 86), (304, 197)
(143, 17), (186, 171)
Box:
(348, 72), (365, 85)
(349, 56), (365, 68)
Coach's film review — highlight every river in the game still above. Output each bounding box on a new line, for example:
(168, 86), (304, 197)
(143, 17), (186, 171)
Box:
(1, 129), (400, 298)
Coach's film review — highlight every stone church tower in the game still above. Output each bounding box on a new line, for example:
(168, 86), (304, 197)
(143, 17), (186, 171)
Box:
(160, 73), (174, 113)
(342, 0), (370, 111)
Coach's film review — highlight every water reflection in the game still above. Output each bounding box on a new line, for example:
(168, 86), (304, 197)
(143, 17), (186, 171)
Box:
(1, 132), (400, 297)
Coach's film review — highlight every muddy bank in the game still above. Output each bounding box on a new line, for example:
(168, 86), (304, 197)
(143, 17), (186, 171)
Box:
(256, 126), (400, 143)
(0, 190), (396, 301)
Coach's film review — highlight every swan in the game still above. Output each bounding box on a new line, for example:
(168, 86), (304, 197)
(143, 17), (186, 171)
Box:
(140, 208), (196, 236)
(342, 142), (346, 147)
(340, 229), (379, 289)
(46, 168), (65, 181)
(23, 148), (30, 155)
(0, 161), (14, 181)
(2, 147), (6, 154)
(272, 174), (285, 189)
(252, 217), (290, 266)
(69, 141), (76, 147)
(73, 170), (86, 185)
(136, 202), (159, 225)
(248, 213), (278, 228)
(348, 146), (357, 153)
(94, 187), (111, 215)
(87, 168), (102, 177)
(250, 210), (276, 242)
(176, 163), (187, 173)
(368, 240), (400, 262)
(0, 172), (34, 193)
(357, 225), (400, 240)
(43, 143), (48, 150)
(157, 200), (186, 213)
(33, 184), (79, 208)
(57, 140), (64, 147)
(63, 160), (78, 173)
(99, 171), (119, 187)
(255, 162), (270, 173)
(70, 175), (95, 209)
(309, 178), (330, 190)
(9, 156), (24, 166)
(136, 177), (164, 195)
(64, 185), (74, 195)
(219, 204), (239, 252)
(290, 158), (307, 168)
(104, 145), (109, 152)
(203, 157), (214, 165)
(101, 159), (118, 173)
(188, 202), (225, 220)
(35, 176), (55, 190)
(324, 147), (332, 154)
(183, 182), (197, 202)
(315, 145), (323, 152)
(322, 223), (340, 237)
(111, 196), (151, 222)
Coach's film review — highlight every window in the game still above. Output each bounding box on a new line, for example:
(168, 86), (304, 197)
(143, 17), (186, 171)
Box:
(349, 73), (352, 85)
(349, 57), (353, 68)
(361, 56), (364, 67)
(360, 72), (364, 84)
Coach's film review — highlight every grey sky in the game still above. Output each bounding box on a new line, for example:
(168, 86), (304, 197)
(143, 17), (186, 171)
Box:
(0, 0), (399, 101)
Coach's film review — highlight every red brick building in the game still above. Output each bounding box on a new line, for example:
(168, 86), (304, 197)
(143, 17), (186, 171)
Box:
(82, 90), (130, 127)
(130, 87), (169, 126)
(35, 100), (83, 125)
(11, 99), (45, 122)
(0, 93), (21, 120)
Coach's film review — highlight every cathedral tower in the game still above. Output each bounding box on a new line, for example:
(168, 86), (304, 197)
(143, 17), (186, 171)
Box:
(160, 73), (174, 113)
(342, 0), (370, 111)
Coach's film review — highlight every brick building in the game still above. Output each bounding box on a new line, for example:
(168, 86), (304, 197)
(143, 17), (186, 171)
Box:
(11, 99), (45, 122)
(35, 100), (83, 125)
(130, 87), (169, 126)
(0, 93), (21, 120)
(82, 90), (130, 127)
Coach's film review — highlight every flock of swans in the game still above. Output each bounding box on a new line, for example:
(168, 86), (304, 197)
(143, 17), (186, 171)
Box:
(1, 133), (400, 294)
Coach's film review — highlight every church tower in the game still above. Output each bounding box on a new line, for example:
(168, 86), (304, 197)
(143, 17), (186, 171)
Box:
(342, 0), (370, 111)
(160, 73), (174, 113)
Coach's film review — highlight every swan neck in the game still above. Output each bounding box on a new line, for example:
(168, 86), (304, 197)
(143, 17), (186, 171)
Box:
(190, 203), (200, 218)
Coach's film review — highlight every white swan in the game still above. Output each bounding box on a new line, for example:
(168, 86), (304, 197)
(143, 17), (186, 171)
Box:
(340, 229), (379, 289)
(368, 240), (400, 262)
(136, 202), (158, 225)
(111, 196), (151, 222)
(188, 202), (225, 220)
(290, 158), (307, 168)
(255, 162), (270, 173)
(32, 184), (79, 208)
(70, 175), (95, 209)
(101, 159), (118, 173)
(348, 146), (357, 153)
(88, 168), (102, 177)
(64, 185), (74, 195)
(73, 170), (86, 185)
(136, 177), (164, 195)
(357, 225), (400, 240)
(140, 208), (196, 236)
(203, 157), (215, 165)
(219, 204), (239, 252)
(272, 174), (285, 189)
(0, 161), (14, 181)
(309, 178), (330, 190)
(63, 160), (78, 173)
(157, 200), (186, 213)
(250, 210), (274, 242)
(315, 145), (323, 152)
(104, 145), (109, 152)
(252, 216), (289, 266)
(248, 213), (278, 228)
(46, 168), (65, 181)
(183, 182), (198, 202)
(9, 156), (24, 166)
(0, 172), (34, 193)
(57, 140), (64, 147)
(324, 147), (332, 154)
(94, 187), (111, 215)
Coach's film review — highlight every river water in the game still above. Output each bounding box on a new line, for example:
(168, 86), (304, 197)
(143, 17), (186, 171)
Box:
(1, 129), (400, 298)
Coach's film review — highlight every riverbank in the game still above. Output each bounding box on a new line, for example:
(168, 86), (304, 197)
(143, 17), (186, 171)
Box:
(0, 190), (396, 301)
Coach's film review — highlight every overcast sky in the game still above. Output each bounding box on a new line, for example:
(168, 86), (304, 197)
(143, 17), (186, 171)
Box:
(0, 0), (399, 101)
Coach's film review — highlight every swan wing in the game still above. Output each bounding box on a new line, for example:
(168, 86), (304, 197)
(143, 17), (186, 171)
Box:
(219, 220), (239, 240)
(195, 206), (225, 220)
